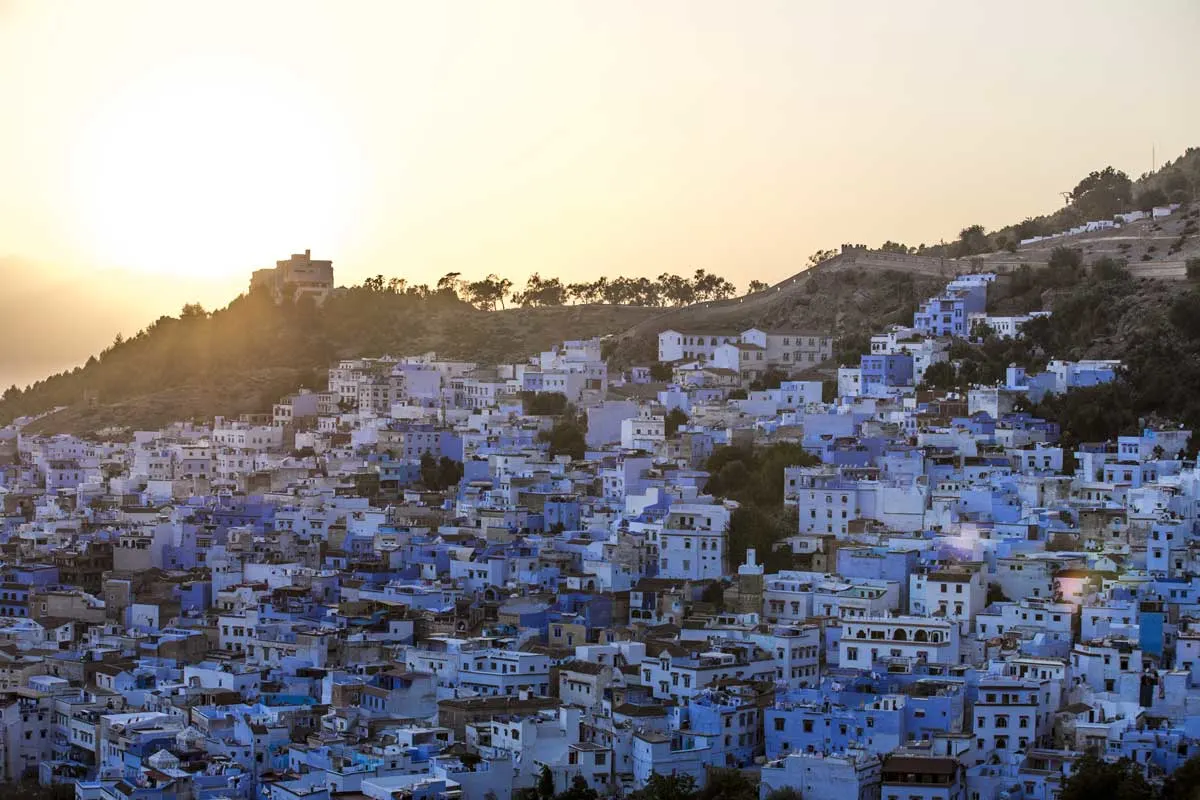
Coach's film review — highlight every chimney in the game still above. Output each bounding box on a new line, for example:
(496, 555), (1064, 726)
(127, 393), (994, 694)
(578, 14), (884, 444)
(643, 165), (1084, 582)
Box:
(305, 249), (311, 259)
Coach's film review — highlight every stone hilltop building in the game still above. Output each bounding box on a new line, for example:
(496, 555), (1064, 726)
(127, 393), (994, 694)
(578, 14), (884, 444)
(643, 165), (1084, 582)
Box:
(250, 249), (334, 305)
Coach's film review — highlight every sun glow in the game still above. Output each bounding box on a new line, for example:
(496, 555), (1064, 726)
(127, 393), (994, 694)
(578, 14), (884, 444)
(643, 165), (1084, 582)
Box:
(67, 57), (360, 278)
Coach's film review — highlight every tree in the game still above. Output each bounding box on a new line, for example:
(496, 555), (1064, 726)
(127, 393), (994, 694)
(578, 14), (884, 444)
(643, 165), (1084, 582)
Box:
(436, 272), (463, 300)
(1035, 381), (1138, 448)
(763, 789), (804, 800)
(180, 302), (208, 319)
(520, 391), (569, 416)
(649, 362), (674, 382)
(690, 269), (735, 301)
(590, 276), (611, 304)
(1058, 755), (1153, 800)
(492, 275), (514, 308)
(1186, 258), (1200, 281)
(436, 456), (463, 490)
(750, 367), (788, 391)
(1163, 752), (1200, 800)
(704, 442), (818, 507)
(1163, 169), (1194, 198)
(1046, 246), (1084, 287)
(700, 580), (725, 609)
(986, 583), (1009, 605)
(747, 279), (770, 294)
(1136, 187), (1168, 212)
(537, 765), (556, 800)
(1070, 166), (1133, 219)
(954, 224), (992, 257)
(921, 361), (958, 391)
(554, 776), (598, 800)
(419, 452), (439, 489)
(515, 273), (568, 307)
(834, 333), (871, 366)
(1168, 291), (1200, 340)
(629, 773), (697, 800)
(0, 782), (75, 800)
(1014, 217), (1046, 241)
(567, 282), (595, 304)
(419, 452), (464, 491)
(806, 249), (837, 269)
(695, 769), (757, 800)
(539, 419), (586, 460)
(970, 319), (995, 342)
(879, 240), (911, 254)
(659, 273), (696, 306)
(1090, 257), (1129, 283)
(466, 274), (513, 310)
(664, 408), (689, 437)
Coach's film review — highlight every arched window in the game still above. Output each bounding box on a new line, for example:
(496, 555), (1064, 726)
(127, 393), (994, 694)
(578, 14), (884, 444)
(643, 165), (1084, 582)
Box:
(914, 630), (928, 642)
(893, 629), (907, 642)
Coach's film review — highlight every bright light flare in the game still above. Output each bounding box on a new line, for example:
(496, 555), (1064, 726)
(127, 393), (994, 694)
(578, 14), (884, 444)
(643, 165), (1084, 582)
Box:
(68, 57), (360, 278)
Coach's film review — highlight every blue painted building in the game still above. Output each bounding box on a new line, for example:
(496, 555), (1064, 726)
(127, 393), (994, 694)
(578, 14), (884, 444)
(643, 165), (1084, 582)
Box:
(860, 354), (914, 395)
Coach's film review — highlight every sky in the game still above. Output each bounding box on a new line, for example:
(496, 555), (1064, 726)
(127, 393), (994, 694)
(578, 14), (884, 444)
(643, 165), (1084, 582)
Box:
(1, 0), (1199, 388)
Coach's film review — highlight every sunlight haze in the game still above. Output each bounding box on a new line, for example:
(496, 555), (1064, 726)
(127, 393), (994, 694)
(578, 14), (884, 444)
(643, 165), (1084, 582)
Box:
(1, 0), (1198, 387)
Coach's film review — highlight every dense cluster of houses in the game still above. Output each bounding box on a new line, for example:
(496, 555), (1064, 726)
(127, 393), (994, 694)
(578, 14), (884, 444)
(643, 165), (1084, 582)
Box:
(2, 268), (1199, 800)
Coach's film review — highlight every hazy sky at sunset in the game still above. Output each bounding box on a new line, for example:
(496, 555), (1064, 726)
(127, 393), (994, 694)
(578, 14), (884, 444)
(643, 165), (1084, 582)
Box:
(1, 0), (1199, 386)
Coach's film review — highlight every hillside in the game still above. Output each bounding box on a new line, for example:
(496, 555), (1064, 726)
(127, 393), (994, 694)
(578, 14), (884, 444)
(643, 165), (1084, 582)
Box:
(943, 259), (1200, 446)
(7, 149), (1199, 437)
(1, 291), (661, 435)
(10, 219), (1197, 437)
(605, 251), (956, 368)
(969, 204), (1200, 281)
(0, 253), (962, 436)
(917, 147), (1200, 262)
